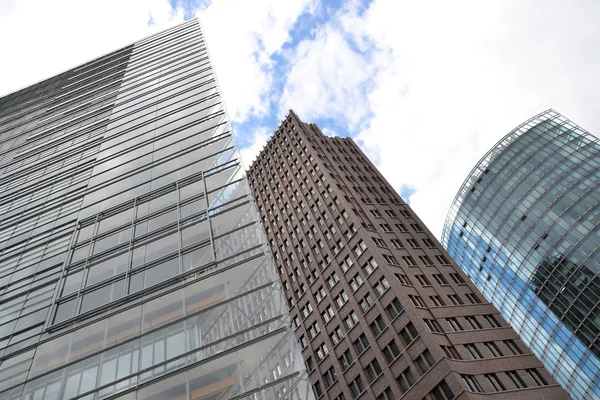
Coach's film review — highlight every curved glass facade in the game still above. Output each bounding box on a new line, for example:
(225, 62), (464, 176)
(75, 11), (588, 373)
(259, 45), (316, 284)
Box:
(442, 109), (600, 399)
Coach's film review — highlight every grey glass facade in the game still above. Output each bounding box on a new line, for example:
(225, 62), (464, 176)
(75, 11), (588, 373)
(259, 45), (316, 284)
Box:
(0, 19), (312, 400)
(442, 109), (600, 399)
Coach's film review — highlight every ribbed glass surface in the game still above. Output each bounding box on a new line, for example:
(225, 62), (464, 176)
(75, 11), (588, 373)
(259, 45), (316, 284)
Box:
(0, 19), (312, 400)
(442, 109), (600, 399)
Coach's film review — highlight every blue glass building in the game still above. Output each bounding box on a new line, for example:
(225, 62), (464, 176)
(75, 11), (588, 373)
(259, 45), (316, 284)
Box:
(442, 109), (600, 399)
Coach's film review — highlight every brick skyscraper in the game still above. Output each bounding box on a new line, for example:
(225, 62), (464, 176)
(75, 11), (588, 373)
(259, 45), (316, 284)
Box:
(247, 111), (569, 399)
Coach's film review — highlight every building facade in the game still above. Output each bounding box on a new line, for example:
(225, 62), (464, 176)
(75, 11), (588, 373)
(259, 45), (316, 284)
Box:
(442, 109), (600, 399)
(0, 19), (313, 400)
(247, 111), (568, 400)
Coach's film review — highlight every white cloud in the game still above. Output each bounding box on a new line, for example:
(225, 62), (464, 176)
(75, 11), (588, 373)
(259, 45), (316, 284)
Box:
(0, 0), (185, 96)
(280, 0), (600, 238)
(321, 126), (337, 137)
(278, 24), (374, 130)
(196, 0), (316, 123)
(3, 0), (600, 241)
(238, 126), (271, 168)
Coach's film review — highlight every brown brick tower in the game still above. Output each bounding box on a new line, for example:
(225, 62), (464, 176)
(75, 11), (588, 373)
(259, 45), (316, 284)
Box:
(247, 110), (569, 400)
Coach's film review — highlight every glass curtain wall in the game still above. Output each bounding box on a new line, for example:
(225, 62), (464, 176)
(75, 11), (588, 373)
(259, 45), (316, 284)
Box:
(0, 19), (312, 400)
(442, 109), (600, 400)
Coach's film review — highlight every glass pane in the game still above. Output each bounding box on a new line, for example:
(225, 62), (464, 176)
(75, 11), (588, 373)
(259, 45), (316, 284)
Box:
(80, 284), (113, 314)
(181, 220), (209, 248)
(144, 258), (179, 288)
(86, 252), (128, 287)
(54, 298), (76, 324)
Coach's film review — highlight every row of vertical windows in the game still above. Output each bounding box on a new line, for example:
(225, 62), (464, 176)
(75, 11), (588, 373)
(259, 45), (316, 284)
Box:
(462, 368), (549, 393)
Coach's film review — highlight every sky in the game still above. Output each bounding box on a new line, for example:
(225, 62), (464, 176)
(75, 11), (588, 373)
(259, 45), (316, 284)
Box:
(1, 0), (600, 238)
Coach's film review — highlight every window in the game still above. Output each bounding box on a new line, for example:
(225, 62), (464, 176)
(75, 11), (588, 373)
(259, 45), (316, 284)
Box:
(461, 374), (483, 392)
(422, 238), (436, 248)
(400, 322), (419, 345)
(340, 255), (354, 272)
(323, 366), (337, 388)
(506, 371), (527, 389)
(446, 317), (463, 331)
(380, 223), (392, 232)
(376, 387), (394, 400)
(322, 306), (335, 323)
(366, 359), (383, 382)
(395, 273), (411, 285)
(410, 223), (423, 231)
(353, 240), (367, 257)
(370, 315), (386, 336)
(448, 294), (463, 306)
(316, 343), (329, 360)
(483, 314), (501, 328)
(407, 238), (419, 248)
(382, 339), (400, 363)
(360, 294), (375, 312)
(315, 286), (326, 303)
(415, 274), (431, 286)
(465, 293), (481, 304)
(335, 290), (349, 309)
(353, 333), (369, 354)
(415, 349), (435, 373)
(449, 273), (465, 284)
(331, 325), (344, 345)
(390, 239), (403, 248)
(370, 210), (382, 218)
(382, 254), (399, 265)
(313, 382), (323, 397)
(385, 298), (404, 319)
(484, 341), (503, 357)
(527, 369), (548, 386)
(419, 255), (433, 265)
(300, 335), (307, 348)
(374, 277), (390, 296)
(440, 345), (461, 360)
(306, 356), (314, 371)
(349, 273), (364, 291)
(395, 223), (408, 232)
(363, 257), (379, 275)
(424, 318), (443, 333)
(465, 343), (483, 359)
(339, 349), (354, 370)
(435, 254), (450, 264)
(308, 322), (321, 340)
(429, 380), (455, 400)
(327, 272), (339, 288)
(409, 294), (426, 307)
(486, 373), (506, 392)
(433, 274), (449, 285)
(372, 237), (386, 247)
(345, 311), (359, 330)
(430, 295), (445, 306)
(504, 339), (522, 355)
(396, 368), (416, 393)
(402, 255), (417, 266)
(465, 316), (483, 329)
(349, 376), (365, 398)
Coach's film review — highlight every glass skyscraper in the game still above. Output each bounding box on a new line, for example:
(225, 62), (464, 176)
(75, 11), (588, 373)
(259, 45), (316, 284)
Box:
(0, 19), (312, 400)
(443, 109), (600, 399)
